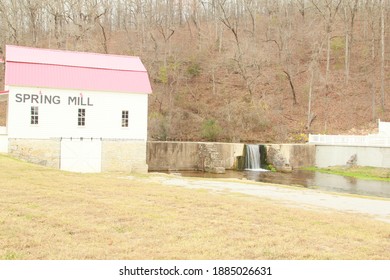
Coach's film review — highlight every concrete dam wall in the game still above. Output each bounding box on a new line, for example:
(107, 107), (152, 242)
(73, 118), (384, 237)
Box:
(146, 141), (245, 172)
(147, 141), (316, 172)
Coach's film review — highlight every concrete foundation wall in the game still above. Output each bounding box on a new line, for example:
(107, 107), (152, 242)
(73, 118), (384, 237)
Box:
(147, 141), (200, 171)
(290, 144), (317, 168)
(316, 145), (390, 168)
(8, 138), (61, 168)
(102, 140), (148, 173)
(215, 143), (245, 169)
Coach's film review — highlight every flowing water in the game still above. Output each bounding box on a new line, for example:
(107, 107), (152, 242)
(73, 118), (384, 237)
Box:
(165, 169), (390, 199)
(244, 144), (268, 171)
(245, 144), (261, 170)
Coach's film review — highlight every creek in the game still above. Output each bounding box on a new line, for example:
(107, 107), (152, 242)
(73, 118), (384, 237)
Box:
(167, 169), (390, 199)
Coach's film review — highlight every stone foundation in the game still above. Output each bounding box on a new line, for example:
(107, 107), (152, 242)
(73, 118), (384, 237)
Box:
(101, 140), (148, 173)
(7, 138), (148, 173)
(8, 138), (61, 168)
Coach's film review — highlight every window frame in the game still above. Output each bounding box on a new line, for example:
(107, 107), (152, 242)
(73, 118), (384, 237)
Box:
(121, 110), (129, 128)
(30, 106), (39, 125)
(78, 108), (86, 127)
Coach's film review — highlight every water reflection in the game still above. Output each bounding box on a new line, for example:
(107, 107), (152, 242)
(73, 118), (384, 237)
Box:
(167, 170), (390, 198)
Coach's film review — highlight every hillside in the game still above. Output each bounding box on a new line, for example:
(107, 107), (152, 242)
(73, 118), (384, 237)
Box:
(0, 1), (389, 142)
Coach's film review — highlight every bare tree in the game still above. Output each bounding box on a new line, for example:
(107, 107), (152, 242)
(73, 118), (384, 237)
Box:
(310, 0), (342, 90)
(218, 0), (260, 101)
(364, 0), (380, 120)
(306, 32), (326, 132)
(380, 0), (385, 110)
(296, 0), (307, 20)
(341, 0), (359, 85)
(0, 0), (22, 44)
(265, 2), (301, 105)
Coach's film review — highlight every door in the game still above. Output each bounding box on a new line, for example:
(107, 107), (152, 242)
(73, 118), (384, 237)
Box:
(60, 138), (102, 173)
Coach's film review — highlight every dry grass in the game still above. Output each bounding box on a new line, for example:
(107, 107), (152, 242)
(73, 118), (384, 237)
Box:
(1, 155), (390, 260)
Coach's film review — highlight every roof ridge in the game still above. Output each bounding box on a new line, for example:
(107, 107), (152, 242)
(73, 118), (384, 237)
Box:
(5, 45), (147, 72)
(7, 60), (147, 73)
(6, 45), (140, 59)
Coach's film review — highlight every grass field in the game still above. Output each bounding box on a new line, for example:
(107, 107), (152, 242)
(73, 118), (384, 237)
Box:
(1, 155), (390, 260)
(305, 166), (390, 182)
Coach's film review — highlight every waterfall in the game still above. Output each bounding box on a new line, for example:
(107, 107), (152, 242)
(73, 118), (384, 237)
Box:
(245, 144), (267, 171)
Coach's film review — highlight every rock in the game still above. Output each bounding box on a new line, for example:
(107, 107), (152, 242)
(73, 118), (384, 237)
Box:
(267, 145), (292, 172)
(198, 143), (225, 174)
(206, 166), (226, 174)
(346, 154), (357, 167)
(277, 164), (293, 173)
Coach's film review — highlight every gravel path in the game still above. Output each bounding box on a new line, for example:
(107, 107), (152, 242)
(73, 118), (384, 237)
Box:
(148, 175), (390, 224)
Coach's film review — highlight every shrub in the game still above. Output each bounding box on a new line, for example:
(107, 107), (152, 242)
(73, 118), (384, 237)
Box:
(187, 61), (201, 77)
(201, 119), (222, 142)
(149, 112), (169, 140)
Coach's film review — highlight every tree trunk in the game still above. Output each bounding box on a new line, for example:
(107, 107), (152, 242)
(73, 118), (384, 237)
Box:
(345, 30), (350, 85)
(307, 67), (315, 132)
(283, 70), (298, 105)
(326, 28), (331, 91)
(381, 0), (385, 110)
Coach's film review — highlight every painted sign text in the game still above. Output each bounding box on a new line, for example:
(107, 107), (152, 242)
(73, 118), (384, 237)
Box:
(15, 93), (93, 106)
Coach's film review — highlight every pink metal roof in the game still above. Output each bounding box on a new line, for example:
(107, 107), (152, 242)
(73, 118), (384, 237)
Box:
(5, 45), (152, 94)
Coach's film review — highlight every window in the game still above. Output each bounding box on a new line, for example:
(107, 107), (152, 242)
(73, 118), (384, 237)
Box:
(122, 110), (129, 127)
(78, 108), (85, 126)
(31, 106), (38, 125)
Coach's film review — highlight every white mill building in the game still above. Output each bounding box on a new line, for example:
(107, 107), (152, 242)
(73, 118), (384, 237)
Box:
(0, 45), (152, 173)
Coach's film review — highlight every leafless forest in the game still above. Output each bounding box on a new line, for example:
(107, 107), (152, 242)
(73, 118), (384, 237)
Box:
(1, 0), (390, 142)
